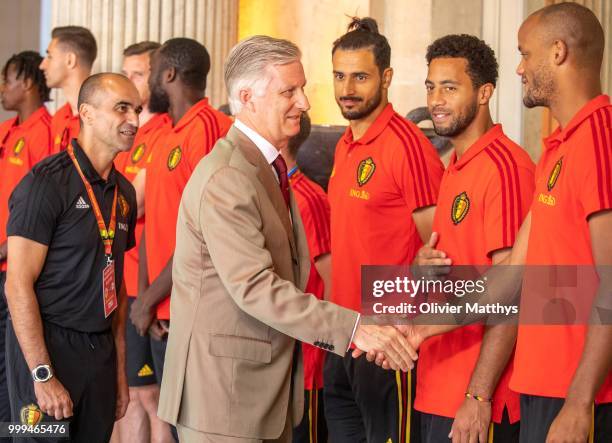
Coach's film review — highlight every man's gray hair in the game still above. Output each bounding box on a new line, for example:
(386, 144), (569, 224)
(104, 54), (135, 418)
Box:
(224, 35), (301, 115)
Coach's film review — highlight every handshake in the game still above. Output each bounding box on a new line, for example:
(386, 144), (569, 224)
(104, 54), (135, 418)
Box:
(349, 232), (450, 372)
(351, 322), (426, 372)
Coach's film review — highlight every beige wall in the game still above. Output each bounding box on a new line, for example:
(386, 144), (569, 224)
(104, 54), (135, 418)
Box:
(0, 0), (42, 122)
(431, 0), (482, 39)
(371, 0), (433, 119)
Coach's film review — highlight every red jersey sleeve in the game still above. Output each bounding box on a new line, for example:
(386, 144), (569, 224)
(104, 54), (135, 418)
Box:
(483, 144), (535, 255)
(391, 122), (443, 212)
(294, 181), (331, 260)
(27, 122), (52, 167)
(579, 107), (612, 218)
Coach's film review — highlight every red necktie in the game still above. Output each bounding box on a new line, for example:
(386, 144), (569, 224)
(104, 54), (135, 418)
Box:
(272, 155), (290, 208)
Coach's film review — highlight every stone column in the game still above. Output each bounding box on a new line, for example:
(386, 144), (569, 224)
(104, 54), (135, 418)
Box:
(49, 0), (238, 111)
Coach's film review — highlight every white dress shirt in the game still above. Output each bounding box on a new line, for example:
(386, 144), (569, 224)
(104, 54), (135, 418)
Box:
(234, 119), (280, 181)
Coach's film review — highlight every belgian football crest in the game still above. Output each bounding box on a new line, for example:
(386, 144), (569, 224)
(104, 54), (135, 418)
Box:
(118, 194), (130, 217)
(20, 404), (43, 425)
(451, 191), (470, 225)
(547, 157), (563, 191)
(167, 146), (182, 171)
(13, 137), (25, 156)
(131, 143), (145, 163)
(357, 157), (376, 186)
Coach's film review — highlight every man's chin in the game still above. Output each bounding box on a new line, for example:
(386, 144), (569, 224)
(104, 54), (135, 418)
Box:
(115, 141), (135, 153)
(342, 111), (367, 121)
(522, 95), (542, 109)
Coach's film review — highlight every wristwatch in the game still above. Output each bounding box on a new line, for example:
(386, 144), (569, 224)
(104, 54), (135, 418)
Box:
(31, 364), (53, 383)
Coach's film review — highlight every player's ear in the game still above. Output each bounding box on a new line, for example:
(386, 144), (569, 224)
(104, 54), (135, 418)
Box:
(79, 103), (95, 126)
(22, 77), (35, 92)
(479, 83), (495, 105)
(381, 67), (393, 90)
(239, 88), (256, 113)
(65, 51), (78, 70)
(552, 39), (568, 66)
(165, 67), (176, 83)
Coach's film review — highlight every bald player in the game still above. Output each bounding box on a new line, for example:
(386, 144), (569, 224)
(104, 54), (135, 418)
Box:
(385, 4), (611, 443)
(5, 73), (139, 442)
(511, 4), (611, 442)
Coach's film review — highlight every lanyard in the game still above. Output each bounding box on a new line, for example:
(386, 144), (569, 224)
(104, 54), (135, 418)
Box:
(60, 127), (71, 151)
(67, 144), (118, 260)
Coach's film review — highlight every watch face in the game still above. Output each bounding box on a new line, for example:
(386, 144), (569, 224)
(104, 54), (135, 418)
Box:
(35, 366), (49, 380)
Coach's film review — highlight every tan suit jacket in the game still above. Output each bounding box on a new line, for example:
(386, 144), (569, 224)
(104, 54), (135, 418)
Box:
(158, 126), (358, 440)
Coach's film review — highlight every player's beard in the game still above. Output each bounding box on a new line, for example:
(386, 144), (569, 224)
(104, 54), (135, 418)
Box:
(522, 62), (555, 108)
(338, 87), (382, 121)
(432, 100), (478, 137)
(148, 76), (170, 114)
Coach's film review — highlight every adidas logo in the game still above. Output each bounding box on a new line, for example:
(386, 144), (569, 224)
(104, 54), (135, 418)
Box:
(75, 196), (90, 209)
(138, 364), (154, 377)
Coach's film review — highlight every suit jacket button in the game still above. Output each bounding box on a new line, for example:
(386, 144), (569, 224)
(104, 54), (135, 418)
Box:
(329, 345), (335, 351)
(314, 341), (320, 347)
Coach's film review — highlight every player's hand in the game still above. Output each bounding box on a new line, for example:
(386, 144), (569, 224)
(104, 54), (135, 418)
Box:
(115, 369), (129, 420)
(545, 401), (591, 443)
(352, 324), (418, 372)
(363, 323), (426, 369)
(130, 295), (155, 336)
(413, 232), (452, 276)
(148, 319), (169, 341)
(449, 397), (491, 443)
(34, 377), (73, 420)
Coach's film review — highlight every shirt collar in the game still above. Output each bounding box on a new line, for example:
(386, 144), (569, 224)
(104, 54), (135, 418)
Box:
(70, 139), (117, 185)
(173, 98), (210, 132)
(58, 103), (77, 120)
(18, 107), (50, 130)
(449, 124), (504, 171)
(234, 118), (280, 164)
(342, 103), (395, 146)
(544, 94), (610, 150)
(139, 113), (170, 135)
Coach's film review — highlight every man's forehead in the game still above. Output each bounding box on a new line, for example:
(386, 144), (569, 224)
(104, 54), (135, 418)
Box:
(123, 54), (149, 70)
(518, 15), (540, 43)
(93, 80), (141, 106)
(333, 48), (377, 68)
(427, 58), (470, 81)
(4, 63), (18, 76)
(47, 38), (59, 52)
(124, 53), (150, 64)
(49, 38), (72, 55)
(267, 62), (306, 85)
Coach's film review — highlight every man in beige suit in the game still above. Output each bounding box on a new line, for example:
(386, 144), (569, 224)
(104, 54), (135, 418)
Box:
(158, 35), (418, 442)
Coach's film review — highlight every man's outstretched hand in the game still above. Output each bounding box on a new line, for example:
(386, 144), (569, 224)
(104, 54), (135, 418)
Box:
(351, 324), (419, 372)
(353, 323), (427, 370)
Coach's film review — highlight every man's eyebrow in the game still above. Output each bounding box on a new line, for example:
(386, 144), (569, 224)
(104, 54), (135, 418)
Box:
(426, 79), (459, 85)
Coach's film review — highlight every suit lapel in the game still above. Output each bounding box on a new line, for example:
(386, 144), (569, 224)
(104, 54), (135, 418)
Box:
(290, 194), (310, 290)
(226, 127), (297, 258)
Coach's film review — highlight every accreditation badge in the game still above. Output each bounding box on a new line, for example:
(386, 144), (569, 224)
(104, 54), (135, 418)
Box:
(102, 262), (118, 318)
